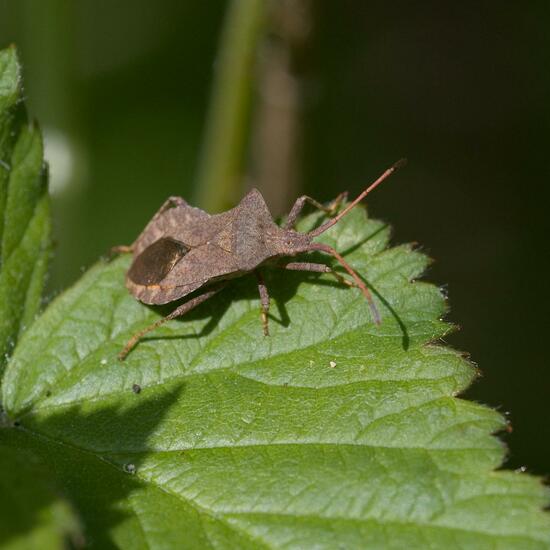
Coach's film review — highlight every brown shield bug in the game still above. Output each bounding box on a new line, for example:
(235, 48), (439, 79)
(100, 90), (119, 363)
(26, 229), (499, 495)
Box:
(114, 160), (405, 360)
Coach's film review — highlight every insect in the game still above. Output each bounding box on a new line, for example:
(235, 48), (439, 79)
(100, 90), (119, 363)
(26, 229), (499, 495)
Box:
(114, 160), (405, 360)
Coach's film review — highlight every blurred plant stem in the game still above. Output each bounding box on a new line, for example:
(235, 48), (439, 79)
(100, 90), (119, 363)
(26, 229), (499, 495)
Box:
(249, 0), (311, 217)
(193, 0), (264, 212)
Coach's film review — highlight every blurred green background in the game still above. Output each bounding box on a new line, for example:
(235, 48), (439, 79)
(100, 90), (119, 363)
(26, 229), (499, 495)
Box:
(1, 1), (548, 475)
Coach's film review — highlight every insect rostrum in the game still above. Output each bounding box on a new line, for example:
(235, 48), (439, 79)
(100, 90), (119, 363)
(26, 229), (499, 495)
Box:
(115, 160), (405, 360)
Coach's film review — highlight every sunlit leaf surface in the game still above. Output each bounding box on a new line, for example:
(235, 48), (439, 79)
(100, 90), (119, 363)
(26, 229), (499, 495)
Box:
(3, 203), (549, 548)
(0, 46), (51, 377)
(0, 46), (78, 550)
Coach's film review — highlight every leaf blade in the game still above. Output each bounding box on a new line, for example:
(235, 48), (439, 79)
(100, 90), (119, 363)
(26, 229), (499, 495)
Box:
(0, 428), (80, 550)
(0, 47), (51, 376)
(3, 207), (549, 548)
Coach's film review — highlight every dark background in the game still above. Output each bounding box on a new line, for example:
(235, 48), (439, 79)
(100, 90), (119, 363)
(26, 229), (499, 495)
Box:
(1, 1), (548, 475)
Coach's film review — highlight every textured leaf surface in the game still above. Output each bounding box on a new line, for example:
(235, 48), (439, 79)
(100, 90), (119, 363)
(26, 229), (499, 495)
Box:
(0, 46), (51, 377)
(0, 46), (76, 550)
(2, 205), (549, 549)
(0, 428), (80, 550)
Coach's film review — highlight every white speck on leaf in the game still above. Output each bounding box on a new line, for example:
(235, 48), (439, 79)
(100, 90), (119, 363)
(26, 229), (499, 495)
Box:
(124, 463), (136, 475)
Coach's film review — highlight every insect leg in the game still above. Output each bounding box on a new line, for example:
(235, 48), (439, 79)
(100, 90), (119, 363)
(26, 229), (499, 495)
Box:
(105, 244), (134, 262)
(118, 284), (226, 360)
(255, 271), (271, 336)
(109, 245), (133, 255)
(153, 196), (189, 217)
(277, 261), (356, 288)
(111, 197), (190, 262)
(283, 192), (348, 230)
(139, 196), (190, 236)
(306, 243), (381, 324)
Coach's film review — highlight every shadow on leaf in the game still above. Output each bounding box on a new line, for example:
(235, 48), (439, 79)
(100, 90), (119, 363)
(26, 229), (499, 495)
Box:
(130, 254), (409, 353)
(0, 383), (184, 548)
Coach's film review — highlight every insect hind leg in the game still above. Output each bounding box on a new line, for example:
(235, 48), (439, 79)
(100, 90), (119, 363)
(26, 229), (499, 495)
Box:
(118, 284), (226, 360)
(105, 244), (134, 262)
(155, 196), (189, 216)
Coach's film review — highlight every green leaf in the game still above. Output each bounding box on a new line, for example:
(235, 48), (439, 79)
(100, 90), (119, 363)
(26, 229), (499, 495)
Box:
(0, 427), (81, 550)
(0, 46), (51, 377)
(2, 205), (549, 548)
(0, 46), (77, 550)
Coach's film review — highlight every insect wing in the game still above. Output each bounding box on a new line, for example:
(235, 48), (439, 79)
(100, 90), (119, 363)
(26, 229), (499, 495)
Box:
(127, 237), (189, 285)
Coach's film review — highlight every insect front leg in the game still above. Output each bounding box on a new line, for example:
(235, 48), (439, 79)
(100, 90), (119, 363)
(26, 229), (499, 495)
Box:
(277, 261), (356, 288)
(255, 271), (271, 336)
(307, 242), (381, 324)
(283, 192), (348, 230)
(118, 284), (226, 360)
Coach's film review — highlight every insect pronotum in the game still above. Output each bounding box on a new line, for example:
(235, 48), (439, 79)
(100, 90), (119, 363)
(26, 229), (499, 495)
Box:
(114, 159), (406, 360)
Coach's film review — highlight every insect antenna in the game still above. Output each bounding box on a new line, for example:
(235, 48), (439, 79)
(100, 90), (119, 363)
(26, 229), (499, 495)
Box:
(308, 158), (406, 238)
